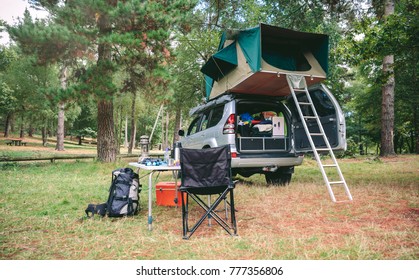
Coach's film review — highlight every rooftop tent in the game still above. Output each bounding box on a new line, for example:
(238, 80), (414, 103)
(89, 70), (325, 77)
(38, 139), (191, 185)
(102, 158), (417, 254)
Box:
(201, 23), (329, 100)
(200, 41), (238, 81)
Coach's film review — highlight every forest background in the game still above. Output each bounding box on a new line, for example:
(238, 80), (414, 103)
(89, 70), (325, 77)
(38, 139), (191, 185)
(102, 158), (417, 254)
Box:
(0, 0), (418, 161)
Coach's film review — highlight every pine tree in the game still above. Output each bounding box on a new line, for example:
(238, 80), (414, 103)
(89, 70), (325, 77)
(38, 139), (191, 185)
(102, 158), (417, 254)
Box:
(7, 9), (82, 150)
(10, 0), (197, 161)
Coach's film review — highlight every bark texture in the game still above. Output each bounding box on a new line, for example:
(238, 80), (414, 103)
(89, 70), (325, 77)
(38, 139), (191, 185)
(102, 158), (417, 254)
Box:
(380, 0), (396, 156)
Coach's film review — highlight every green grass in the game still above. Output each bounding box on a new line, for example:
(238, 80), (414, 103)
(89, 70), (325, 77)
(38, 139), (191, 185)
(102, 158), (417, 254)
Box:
(0, 138), (96, 161)
(0, 155), (418, 260)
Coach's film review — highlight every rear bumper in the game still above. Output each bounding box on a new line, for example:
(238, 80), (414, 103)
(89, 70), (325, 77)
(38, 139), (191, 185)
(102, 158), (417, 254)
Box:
(231, 154), (304, 168)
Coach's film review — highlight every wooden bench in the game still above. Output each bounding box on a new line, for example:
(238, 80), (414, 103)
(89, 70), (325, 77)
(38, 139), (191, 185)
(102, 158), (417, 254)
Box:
(5, 139), (26, 146)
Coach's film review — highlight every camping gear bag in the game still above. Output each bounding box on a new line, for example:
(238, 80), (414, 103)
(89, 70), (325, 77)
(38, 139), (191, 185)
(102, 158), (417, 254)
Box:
(85, 167), (141, 218)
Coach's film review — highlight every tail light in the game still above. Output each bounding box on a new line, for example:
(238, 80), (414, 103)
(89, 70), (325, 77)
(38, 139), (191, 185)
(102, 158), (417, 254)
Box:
(223, 114), (235, 134)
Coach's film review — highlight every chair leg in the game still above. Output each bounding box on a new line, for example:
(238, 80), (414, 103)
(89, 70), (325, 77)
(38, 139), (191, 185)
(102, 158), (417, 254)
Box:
(181, 192), (189, 239)
(207, 195), (212, 226)
(224, 196), (228, 220)
(190, 189), (235, 236)
(229, 189), (237, 235)
(181, 188), (237, 239)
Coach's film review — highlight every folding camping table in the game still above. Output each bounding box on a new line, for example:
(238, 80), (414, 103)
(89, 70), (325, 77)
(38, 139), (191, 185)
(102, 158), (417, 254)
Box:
(128, 162), (180, 231)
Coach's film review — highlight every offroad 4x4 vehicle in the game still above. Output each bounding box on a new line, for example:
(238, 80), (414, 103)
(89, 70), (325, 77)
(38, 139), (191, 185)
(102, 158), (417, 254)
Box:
(179, 24), (347, 185)
(179, 84), (345, 185)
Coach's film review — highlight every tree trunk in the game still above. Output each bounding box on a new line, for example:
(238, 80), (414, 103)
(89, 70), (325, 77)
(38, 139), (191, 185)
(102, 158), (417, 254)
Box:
(124, 115), (128, 148)
(128, 121), (136, 154)
(56, 101), (65, 151)
(3, 112), (12, 137)
(96, 5), (116, 162)
(28, 123), (34, 137)
(128, 91), (137, 154)
(19, 124), (24, 138)
(114, 104), (121, 155)
(19, 114), (24, 138)
(97, 99), (116, 162)
(165, 110), (169, 149)
(42, 126), (48, 146)
(380, 0), (396, 157)
(56, 65), (67, 151)
(172, 106), (181, 145)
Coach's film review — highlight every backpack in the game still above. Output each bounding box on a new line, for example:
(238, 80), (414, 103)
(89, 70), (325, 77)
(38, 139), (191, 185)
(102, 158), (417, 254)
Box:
(85, 167), (141, 218)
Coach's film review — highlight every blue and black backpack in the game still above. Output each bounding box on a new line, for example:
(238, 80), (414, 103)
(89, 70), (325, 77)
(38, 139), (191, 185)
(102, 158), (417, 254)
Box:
(85, 167), (140, 218)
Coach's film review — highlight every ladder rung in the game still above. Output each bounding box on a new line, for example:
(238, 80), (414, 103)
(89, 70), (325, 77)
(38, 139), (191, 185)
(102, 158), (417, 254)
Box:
(310, 133), (324, 136)
(287, 74), (352, 204)
(334, 200), (353, 204)
(329, 181), (345, 185)
(322, 164), (337, 167)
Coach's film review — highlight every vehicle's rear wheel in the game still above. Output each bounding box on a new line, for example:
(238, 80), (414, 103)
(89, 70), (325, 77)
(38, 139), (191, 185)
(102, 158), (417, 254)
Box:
(265, 171), (292, 186)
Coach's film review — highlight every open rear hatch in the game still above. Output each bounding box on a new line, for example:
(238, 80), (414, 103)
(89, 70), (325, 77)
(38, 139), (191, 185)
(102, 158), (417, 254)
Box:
(288, 84), (347, 152)
(235, 98), (290, 153)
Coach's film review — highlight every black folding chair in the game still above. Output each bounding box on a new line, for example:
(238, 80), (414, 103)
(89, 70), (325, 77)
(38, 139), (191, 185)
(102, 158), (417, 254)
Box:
(180, 145), (237, 239)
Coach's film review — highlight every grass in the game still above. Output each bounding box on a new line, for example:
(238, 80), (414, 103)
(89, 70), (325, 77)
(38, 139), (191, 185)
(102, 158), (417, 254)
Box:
(0, 135), (97, 159)
(0, 137), (418, 260)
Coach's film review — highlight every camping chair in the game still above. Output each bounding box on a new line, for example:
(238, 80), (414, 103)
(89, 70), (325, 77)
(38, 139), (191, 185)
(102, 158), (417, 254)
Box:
(179, 145), (237, 239)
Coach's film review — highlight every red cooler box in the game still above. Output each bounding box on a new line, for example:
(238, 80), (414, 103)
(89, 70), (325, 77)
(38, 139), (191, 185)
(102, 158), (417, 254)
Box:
(156, 182), (183, 207)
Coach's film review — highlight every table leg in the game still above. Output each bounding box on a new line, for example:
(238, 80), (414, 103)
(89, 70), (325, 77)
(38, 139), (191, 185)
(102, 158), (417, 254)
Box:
(173, 171), (178, 208)
(148, 172), (153, 231)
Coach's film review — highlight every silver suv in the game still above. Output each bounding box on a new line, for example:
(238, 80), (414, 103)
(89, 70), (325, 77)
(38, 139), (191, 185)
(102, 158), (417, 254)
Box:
(178, 83), (346, 185)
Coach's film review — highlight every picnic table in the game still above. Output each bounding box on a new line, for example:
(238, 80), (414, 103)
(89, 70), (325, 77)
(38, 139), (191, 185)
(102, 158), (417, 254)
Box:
(6, 138), (27, 146)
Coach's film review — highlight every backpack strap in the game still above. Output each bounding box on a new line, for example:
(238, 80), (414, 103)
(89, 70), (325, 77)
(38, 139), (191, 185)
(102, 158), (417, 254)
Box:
(85, 203), (107, 218)
(127, 197), (133, 216)
(106, 174), (119, 213)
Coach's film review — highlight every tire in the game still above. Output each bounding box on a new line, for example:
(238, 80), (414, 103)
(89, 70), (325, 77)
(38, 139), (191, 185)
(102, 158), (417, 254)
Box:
(265, 171), (292, 186)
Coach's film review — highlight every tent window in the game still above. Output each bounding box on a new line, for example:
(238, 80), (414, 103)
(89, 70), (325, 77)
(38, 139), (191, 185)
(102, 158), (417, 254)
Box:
(262, 43), (311, 72)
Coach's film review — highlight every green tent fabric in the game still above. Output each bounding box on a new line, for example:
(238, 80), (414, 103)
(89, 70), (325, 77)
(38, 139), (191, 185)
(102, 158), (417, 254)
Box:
(204, 75), (214, 99)
(237, 26), (261, 73)
(259, 24), (329, 73)
(311, 36), (329, 76)
(201, 41), (238, 81)
(201, 23), (330, 100)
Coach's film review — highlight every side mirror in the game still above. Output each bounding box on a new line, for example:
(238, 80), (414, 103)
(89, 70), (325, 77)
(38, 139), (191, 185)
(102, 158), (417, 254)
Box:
(178, 129), (185, 137)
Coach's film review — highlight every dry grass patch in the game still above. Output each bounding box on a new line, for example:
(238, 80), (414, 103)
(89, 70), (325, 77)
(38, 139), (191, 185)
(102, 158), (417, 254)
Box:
(0, 153), (417, 260)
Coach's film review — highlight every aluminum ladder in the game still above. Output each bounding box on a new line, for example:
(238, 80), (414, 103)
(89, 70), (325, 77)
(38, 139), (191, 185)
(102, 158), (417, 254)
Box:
(286, 74), (353, 203)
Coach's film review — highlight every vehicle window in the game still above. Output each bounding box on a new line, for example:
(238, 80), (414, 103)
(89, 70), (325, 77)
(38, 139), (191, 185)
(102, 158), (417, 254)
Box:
(200, 111), (211, 131)
(187, 116), (201, 136)
(207, 106), (224, 128)
(311, 90), (335, 117)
